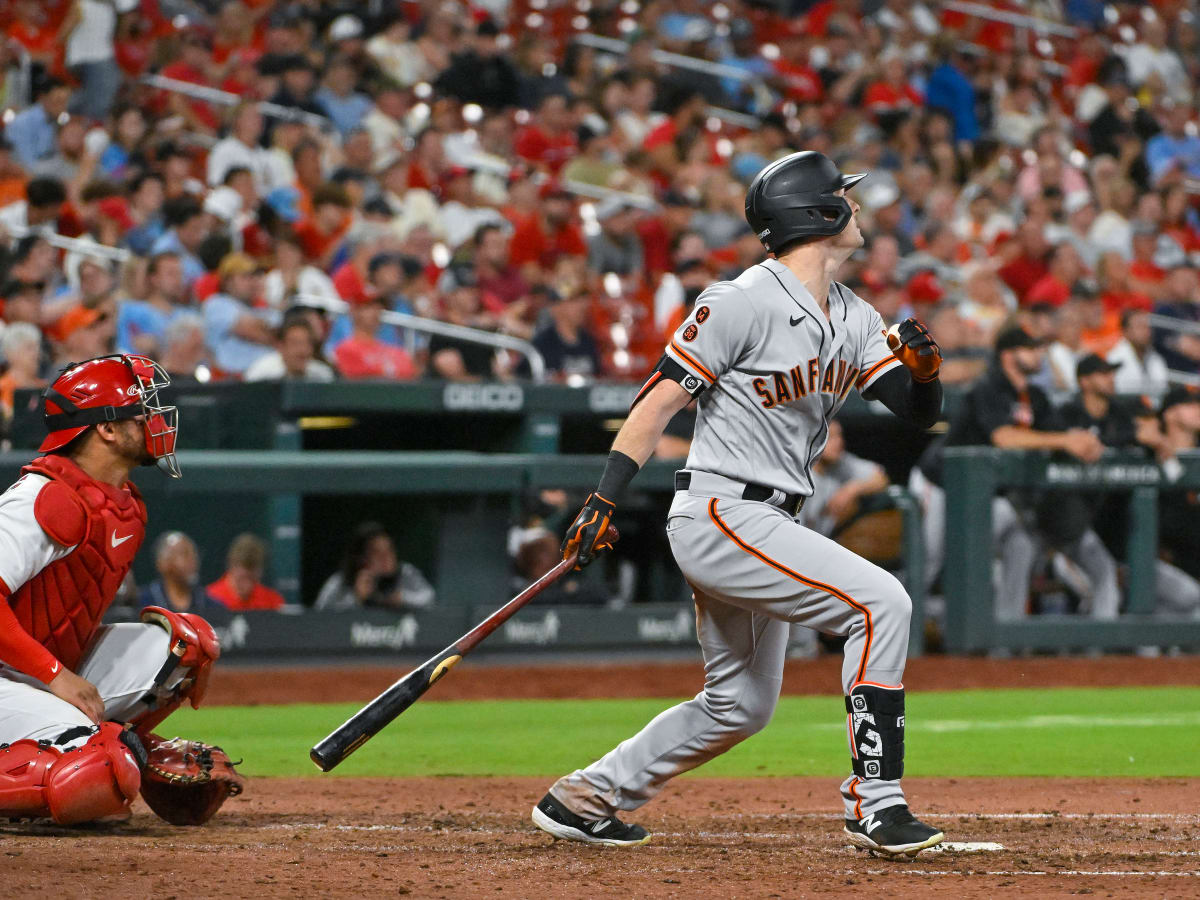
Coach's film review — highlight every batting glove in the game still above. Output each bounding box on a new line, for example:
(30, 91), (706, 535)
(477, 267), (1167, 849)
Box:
(886, 317), (942, 383)
(561, 492), (616, 568)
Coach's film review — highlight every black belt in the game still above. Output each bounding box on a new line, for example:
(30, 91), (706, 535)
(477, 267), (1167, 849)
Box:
(674, 471), (805, 517)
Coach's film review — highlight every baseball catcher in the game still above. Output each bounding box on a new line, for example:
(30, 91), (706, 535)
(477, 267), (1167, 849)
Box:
(0, 355), (244, 826)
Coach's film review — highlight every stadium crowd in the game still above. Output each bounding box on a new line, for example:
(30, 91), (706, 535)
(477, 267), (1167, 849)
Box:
(0, 0), (1197, 404)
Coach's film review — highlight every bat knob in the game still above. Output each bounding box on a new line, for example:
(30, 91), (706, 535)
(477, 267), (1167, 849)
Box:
(886, 324), (901, 352)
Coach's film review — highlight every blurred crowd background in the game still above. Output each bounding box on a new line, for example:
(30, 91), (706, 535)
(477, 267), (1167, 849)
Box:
(0, 0), (1198, 400)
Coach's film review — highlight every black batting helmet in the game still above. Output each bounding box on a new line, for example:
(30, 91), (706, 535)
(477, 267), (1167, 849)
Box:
(744, 151), (866, 255)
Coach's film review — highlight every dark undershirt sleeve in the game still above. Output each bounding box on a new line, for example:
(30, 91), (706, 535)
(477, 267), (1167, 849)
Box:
(863, 366), (943, 429)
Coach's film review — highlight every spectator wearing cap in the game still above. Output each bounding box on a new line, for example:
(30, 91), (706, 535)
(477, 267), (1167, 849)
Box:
(203, 252), (276, 376)
(245, 310), (336, 382)
(0, 278), (45, 329)
(519, 285), (601, 380)
(48, 305), (114, 369)
(151, 196), (211, 287)
(429, 267), (500, 380)
(207, 103), (274, 191)
(326, 252), (418, 355)
(316, 56), (373, 137)
(6, 78), (71, 172)
(1108, 309), (1170, 396)
(433, 18), (522, 110)
(332, 290), (418, 381)
(115, 251), (193, 357)
(0, 322), (47, 419)
(294, 183), (353, 269)
(365, 15), (427, 89)
(912, 324), (1106, 620)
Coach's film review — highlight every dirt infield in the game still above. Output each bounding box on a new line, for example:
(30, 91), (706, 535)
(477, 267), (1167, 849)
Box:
(5, 777), (1199, 898)
(6, 657), (1199, 898)
(208, 653), (1200, 706)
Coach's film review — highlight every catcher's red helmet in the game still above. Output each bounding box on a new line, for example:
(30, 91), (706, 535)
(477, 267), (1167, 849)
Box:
(40, 355), (180, 477)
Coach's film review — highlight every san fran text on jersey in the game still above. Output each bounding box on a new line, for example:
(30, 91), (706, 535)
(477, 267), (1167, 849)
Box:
(648, 258), (902, 497)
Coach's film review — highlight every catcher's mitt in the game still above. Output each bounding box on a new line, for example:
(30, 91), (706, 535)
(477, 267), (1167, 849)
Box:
(139, 733), (246, 826)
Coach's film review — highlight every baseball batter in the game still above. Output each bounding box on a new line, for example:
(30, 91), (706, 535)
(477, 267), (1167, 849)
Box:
(533, 152), (946, 857)
(0, 355), (242, 826)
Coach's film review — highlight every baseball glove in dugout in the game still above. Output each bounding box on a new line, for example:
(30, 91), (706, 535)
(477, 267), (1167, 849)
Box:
(139, 733), (246, 825)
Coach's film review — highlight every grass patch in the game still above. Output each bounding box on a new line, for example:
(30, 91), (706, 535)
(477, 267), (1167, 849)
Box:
(168, 686), (1200, 779)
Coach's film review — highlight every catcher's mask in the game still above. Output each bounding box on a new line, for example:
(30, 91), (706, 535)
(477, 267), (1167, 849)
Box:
(40, 354), (181, 478)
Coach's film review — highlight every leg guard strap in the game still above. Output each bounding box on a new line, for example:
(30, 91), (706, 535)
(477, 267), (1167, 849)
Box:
(845, 684), (905, 781)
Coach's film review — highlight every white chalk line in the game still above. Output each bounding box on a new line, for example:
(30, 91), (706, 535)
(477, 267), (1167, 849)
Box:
(800, 711), (1200, 733)
(875, 870), (1200, 878)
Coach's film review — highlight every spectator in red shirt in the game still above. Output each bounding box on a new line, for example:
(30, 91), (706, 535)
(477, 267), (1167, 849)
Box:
(1128, 220), (1168, 300)
(1097, 250), (1152, 315)
(643, 85), (710, 180)
(507, 182), (587, 278)
(1027, 242), (1087, 307)
(294, 183), (353, 268)
(863, 52), (923, 124)
(160, 29), (221, 134)
(514, 93), (577, 173)
(208, 533), (286, 611)
(998, 220), (1052, 304)
(333, 292), (419, 380)
(772, 24), (824, 103)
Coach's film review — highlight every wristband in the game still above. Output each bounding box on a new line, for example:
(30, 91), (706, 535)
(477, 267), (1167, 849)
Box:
(596, 450), (640, 501)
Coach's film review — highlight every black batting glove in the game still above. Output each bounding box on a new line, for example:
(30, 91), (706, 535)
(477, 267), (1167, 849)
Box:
(561, 492), (617, 568)
(887, 317), (942, 383)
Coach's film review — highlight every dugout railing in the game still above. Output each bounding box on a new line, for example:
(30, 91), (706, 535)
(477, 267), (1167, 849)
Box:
(942, 447), (1200, 653)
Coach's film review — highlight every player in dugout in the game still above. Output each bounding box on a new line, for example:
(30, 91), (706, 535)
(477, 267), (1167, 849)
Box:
(0, 355), (243, 826)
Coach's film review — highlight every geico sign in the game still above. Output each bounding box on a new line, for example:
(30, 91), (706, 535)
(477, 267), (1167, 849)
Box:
(443, 383), (525, 411)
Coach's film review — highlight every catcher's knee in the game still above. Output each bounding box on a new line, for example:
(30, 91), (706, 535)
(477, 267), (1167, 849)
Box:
(0, 723), (144, 825)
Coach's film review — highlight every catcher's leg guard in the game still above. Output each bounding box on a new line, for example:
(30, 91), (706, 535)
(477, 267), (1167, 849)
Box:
(0, 723), (144, 824)
(132, 607), (221, 734)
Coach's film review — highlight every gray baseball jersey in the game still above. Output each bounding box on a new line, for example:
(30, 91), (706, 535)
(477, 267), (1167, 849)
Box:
(664, 258), (902, 496)
(548, 257), (919, 830)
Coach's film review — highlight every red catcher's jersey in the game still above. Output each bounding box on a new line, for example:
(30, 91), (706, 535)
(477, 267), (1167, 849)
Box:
(6, 455), (146, 672)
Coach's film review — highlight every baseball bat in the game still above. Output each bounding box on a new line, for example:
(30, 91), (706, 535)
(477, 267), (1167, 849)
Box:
(310, 525), (618, 771)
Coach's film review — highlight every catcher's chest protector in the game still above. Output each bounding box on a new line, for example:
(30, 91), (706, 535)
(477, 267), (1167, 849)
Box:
(9, 455), (147, 671)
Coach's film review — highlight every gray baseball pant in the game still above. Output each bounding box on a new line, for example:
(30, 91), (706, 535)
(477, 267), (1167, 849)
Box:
(551, 472), (913, 823)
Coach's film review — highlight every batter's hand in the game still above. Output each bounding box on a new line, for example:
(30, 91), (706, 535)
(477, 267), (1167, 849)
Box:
(48, 667), (104, 725)
(886, 318), (942, 383)
(562, 492), (617, 568)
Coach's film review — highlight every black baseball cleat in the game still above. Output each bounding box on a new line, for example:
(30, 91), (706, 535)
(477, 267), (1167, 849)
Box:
(531, 792), (651, 846)
(844, 804), (944, 858)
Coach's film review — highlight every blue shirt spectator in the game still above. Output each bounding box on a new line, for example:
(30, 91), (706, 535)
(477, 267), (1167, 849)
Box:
(202, 252), (277, 375)
(925, 60), (979, 143)
(6, 80), (71, 170)
(315, 59), (373, 135)
(1144, 104), (1200, 185)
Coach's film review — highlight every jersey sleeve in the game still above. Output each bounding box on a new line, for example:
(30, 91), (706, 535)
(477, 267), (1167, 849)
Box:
(0, 475), (75, 682)
(663, 281), (757, 391)
(854, 305), (904, 394)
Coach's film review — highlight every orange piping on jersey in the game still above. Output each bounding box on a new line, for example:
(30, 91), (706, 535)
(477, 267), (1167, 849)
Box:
(856, 355), (902, 389)
(669, 341), (716, 383)
(707, 498), (874, 684)
(851, 680), (904, 690)
(848, 776), (864, 820)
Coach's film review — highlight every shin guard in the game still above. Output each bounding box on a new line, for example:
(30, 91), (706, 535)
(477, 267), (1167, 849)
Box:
(845, 684), (905, 781)
(0, 723), (144, 824)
